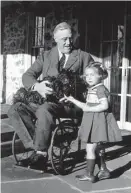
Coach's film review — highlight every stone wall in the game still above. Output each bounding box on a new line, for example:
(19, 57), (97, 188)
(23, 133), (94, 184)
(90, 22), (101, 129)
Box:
(1, 8), (29, 104)
(3, 9), (26, 54)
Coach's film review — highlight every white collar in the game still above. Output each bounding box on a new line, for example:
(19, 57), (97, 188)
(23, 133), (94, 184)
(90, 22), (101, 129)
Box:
(58, 49), (70, 59)
(89, 83), (103, 90)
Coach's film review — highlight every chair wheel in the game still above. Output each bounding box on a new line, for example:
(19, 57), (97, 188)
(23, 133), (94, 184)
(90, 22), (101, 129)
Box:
(50, 120), (78, 175)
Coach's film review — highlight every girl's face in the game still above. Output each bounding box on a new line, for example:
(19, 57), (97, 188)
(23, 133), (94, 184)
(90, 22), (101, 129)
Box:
(84, 68), (101, 87)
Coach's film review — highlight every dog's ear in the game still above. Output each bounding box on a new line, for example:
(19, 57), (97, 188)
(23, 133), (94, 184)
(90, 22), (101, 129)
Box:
(13, 87), (28, 104)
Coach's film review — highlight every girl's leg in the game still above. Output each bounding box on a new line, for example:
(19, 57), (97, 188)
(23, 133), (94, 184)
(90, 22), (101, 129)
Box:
(76, 143), (97, 182)
(96, 142), (110, 180)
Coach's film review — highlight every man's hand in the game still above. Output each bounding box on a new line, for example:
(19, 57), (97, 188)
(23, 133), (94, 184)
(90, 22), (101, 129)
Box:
(33, 81), (53, 98)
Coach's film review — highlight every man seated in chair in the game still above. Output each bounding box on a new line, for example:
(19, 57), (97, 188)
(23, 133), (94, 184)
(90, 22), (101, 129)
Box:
(8, 22), (94, 167)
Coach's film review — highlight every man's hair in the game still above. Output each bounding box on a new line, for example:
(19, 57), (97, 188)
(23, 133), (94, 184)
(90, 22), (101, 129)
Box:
(53, 22), (72, 38)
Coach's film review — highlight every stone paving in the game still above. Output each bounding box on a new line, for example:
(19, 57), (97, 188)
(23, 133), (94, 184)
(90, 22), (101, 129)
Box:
(1, 143), (131, 193)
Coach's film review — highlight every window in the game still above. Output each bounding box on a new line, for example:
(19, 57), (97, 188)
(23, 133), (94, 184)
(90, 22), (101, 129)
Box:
(32, 16), (45, 59)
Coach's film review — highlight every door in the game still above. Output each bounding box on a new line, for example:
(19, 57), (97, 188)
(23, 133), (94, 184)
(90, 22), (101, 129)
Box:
(101, 15), (131, 131)
(119, 14), (131, 130)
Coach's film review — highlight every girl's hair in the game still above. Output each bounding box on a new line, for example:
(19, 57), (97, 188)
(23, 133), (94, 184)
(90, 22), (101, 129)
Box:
(85, 62), (108, 80)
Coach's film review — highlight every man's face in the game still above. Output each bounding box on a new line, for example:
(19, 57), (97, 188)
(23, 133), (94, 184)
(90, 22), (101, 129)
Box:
(54, 29), (73, 54)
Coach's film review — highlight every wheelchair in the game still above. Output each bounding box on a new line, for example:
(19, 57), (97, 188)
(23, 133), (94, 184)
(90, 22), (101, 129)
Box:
(12, 115), (81, 175)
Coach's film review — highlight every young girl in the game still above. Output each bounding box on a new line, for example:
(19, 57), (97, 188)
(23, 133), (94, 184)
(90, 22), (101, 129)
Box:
(60, 62), (122, 183)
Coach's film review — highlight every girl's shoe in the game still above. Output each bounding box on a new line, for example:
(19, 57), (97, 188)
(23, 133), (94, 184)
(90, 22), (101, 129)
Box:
(76, 159), (96, 183)
(76, 173), (95, 183)
(97, 168), (111, 180)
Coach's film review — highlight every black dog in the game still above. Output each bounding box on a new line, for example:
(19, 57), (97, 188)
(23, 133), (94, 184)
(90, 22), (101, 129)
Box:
(13, 70), (87, 106)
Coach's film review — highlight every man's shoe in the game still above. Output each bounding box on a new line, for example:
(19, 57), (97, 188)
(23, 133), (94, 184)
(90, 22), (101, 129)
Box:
(97, 169), (111, 180)
(16, 159), (30, 167)
(76, 174), (96, 183)
(28, 151), (48, 166)
(16, 151), (48, 168)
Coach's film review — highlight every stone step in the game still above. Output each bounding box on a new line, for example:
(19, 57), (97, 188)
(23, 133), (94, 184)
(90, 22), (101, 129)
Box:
(1, 114), (8, 119)
(1, 131), (14, 142)
(1, 140), (13, 158)
(1, 117), (14, 142)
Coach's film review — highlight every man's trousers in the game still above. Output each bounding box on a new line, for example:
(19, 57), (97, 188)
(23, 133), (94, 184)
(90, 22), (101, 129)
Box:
(8, 102), (82, 151)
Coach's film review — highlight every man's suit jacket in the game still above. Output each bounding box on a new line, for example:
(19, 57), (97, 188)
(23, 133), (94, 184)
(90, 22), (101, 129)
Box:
(22, 46), (93, 90)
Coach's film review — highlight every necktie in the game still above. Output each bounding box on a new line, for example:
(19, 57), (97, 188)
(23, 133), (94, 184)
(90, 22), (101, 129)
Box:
(58, 53), (65, 72)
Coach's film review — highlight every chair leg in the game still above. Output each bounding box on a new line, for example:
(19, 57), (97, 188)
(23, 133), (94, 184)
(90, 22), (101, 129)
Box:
(78, 139), (81, 151)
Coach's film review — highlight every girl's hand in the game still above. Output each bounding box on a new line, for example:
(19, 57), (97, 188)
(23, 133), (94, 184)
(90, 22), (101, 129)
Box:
(59, 95), (74, 103)
(60, 95), (86, 110)
(83, 105), (90, 112)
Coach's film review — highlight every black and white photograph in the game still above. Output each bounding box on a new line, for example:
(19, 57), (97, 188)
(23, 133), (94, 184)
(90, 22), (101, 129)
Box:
(1, 1), (131, 193)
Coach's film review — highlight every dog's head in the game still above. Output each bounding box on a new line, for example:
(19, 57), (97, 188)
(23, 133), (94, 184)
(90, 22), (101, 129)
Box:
(52, 69), (87, 101)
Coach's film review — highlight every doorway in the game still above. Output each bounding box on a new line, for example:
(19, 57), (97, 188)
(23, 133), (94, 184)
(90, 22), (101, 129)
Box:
(101, 15), (131, 131)
(119, 14), (131, 130)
